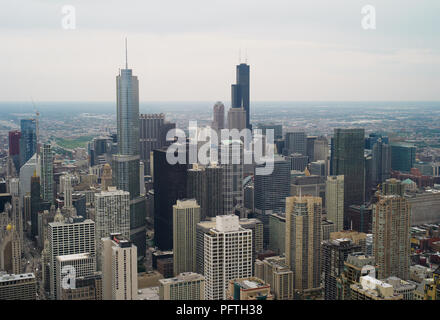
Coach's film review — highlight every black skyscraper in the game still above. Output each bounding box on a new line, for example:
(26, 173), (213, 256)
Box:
(153, 148), (188, 251)
(231, 63), (250, 129)
(30, 175), (40, 238)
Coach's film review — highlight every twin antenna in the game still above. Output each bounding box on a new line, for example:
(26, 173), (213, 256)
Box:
(125, 37), (128, 69)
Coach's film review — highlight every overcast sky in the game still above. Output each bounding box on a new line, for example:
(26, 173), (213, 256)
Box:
(1, 0), (439, 102)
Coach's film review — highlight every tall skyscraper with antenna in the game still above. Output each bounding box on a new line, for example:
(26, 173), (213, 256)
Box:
(231, 62), (251, 130)
(112, 39), (146, 258)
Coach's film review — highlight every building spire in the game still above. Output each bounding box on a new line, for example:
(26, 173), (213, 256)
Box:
(125, 37), (128, 69)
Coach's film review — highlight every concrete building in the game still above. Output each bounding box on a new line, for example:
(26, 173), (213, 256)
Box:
(48, 216), (95, 300)
(373, 191), (411, 280)
(254, 256), (293, 300)
(227, 277), (273, 300)
(55, 253), (96, 299)
(60, 272), (102, 300)
(95, 187), (130, 269)
(159, 272), (205, 300)
(329, 230), (367, 253)
(322, 239), (362, 300)
(335, 252), (376, 300)
(326, 175), (344, 231)
(384, 276), (416, 300)
(203, 215), (252, 300)
(285, 196), (322, 297)
(227, 107), (247, 131)
(0, 272), (36, 300)
(212, 102), (225, 131)
(102, 233), (138, 300)
(350, 276), (403, 300)
(173, 199), (201, 276)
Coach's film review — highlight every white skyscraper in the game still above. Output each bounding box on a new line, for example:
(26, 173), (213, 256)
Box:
(204, 215), (252, 300)
(101, 233), (138, 300)
(95, 187), (130, 270)
(48, 216), (96, 300)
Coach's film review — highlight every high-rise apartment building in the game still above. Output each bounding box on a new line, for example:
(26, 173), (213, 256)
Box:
(325, 175), (344, 232)
(254, 256), (294, 300)
(159, 272), (205, 300)
(55, 253), (96, 299)
(322, 239), (362, 300)
(0, 272), (36, 300)
(101, 233), (138, 300)
(173, 199), (200, 276)
(331, 128), (365, 208)
(48, 216), (95, 300)
(203, 215), (252, 300)
(373, 182), (411, 280)
(95, 187), (130, 269)
(40, 143), (54, 204)
(285, 196), (322, 297)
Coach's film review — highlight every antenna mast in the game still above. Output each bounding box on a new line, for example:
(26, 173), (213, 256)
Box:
(125, 38), (128, 69)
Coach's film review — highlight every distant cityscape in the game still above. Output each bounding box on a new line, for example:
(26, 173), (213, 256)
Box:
(0, 47), (440, 302)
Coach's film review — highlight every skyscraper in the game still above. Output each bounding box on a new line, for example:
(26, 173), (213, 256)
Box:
(231, 63), (250, 129)
(220, 140), (244, 214)
(112, 43), (146, 257)
(322, 239), (361, 300)
(391, 142), (416, 173)
(325, 175), (344, 232)
(48, 216), (96, 300)
(254, 156), (291, 215)
(212, 101), (225, 131)
(95, 187), (130, 269)
(40, 143), (54, 204)
(372, 138), (391, 185)
(285, 196), (322, 297)
(8, 130), (21, 173)
(153, 147), (188, 251)
(173, 199), (200, 276)
(101, 233), (138, 300)
(63, 174), (73, 210)
(285, 131), (307, 156)
(203, 215), (252, 300)
(331, 128), (365, 208)
(30, 174), (40, 238)
(139, 113), (175, 174)
(19, 119), (37, 168)
(373, 180), (411, 280)
(227, 107), (247, 131)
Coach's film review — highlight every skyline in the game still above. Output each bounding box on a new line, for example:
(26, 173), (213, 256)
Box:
(1, 0), (440, 102)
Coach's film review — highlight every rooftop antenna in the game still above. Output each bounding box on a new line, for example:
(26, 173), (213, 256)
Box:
(125, 37), (128, 69)
(239, 48), (241, 64)
(245, 48), (248, 64)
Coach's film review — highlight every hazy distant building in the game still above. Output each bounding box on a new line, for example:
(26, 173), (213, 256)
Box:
(391, 143), (416, 173)
(212, 102), (225, 131)
(231, 63), (250, 129)
(372, 139), (391, 185)
(314, 136), (329, 162)
(285, 131), (306, 156)
(19, 119), (37, 168)
(331, 128), (365, 207)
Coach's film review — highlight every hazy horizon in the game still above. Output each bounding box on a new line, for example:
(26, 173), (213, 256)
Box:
(1, 0), (440, 102)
